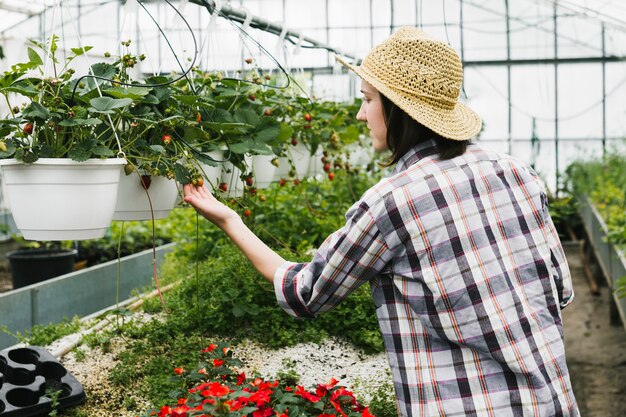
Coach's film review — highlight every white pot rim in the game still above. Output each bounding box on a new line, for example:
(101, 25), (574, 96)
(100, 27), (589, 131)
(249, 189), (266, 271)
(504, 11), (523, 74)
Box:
(0, 157), (127, 167)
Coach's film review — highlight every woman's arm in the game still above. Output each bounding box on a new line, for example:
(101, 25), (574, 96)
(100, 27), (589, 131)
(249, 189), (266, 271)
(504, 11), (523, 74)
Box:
(182, 184), (286, 282)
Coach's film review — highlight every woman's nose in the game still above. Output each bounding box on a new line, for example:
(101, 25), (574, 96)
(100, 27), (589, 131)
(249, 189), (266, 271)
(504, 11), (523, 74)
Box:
(356, 104), (366, 122)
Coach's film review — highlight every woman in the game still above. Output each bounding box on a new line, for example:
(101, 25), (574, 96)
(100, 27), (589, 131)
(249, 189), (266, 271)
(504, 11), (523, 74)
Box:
(184, 27), (579, 417)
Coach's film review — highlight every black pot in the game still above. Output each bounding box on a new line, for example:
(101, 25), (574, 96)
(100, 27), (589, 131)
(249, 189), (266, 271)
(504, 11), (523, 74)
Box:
(7, 248), (78, 289)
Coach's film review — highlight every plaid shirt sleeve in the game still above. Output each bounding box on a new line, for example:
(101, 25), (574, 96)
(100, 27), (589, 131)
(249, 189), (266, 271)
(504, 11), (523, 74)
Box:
(541, 189), (575, 309)
(273, 197), (392, 318)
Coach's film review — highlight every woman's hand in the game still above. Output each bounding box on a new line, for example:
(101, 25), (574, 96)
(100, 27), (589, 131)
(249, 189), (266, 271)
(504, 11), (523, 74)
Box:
(183, 183), (238, 228)
(182, 182), (286, 282)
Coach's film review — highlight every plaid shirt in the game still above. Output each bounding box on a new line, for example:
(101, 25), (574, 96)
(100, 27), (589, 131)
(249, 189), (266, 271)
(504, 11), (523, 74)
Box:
(274, 140), (579, 417)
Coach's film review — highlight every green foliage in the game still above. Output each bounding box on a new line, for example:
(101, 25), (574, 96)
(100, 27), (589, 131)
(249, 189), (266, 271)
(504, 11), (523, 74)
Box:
(565, 152), (626, 247)
(0, 316), (82, 346)
(354, 374), (397, 417)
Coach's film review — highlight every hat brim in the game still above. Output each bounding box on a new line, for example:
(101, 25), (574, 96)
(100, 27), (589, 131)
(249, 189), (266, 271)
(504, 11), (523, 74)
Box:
(336, 55), (482, 141)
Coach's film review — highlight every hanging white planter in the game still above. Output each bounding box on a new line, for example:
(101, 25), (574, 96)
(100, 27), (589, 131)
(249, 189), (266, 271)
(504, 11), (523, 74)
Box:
(288, 143), (311, 179)
(251, 155), (278, 189)
(346, 139), (373, 167)
(198, 150), (225, 188)
(307, 147), (325, 178)
(0, 158), (126, 241)
(271, 156), (290, 182)
(112, 173), (179, 221)
(220, 161), (245, 198)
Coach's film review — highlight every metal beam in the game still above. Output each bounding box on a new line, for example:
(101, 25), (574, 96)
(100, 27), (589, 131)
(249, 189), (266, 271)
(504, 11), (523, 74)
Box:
(463, 56), (626, 66)
(191, 0), (358, 61)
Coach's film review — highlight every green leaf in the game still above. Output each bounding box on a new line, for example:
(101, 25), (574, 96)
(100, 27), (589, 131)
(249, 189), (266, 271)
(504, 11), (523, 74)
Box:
(22, 102), (51, 120)
(173, 163), (191, 183)
(182, 126), (209, 143)
(232, 304), (245, 317)
(92, 146), (115, 157)
(68, 138), (97, 162)
(106, 86), (151, 99)
(173, 94), (200, 105)
(0, 139), (16, 158)
(234, 108), (259, 127)
(89, 97), (133, 113)
(140, 94), (160, 105)
(149, 145), (166, 154)
(277, 123), (294, 142)
(229, 139), (273, 155)
(58, 118), (102, 127)
(27, 47), (43, 66)
(1, 81), (38, 97)
(254, 124), (281, 143)
(202, 122), (252, 134)
(70, 46), (93, 56)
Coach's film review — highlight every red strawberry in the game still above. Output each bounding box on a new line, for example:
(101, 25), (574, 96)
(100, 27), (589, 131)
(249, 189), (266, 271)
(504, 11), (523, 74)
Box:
(293, 179), (300, 186)
(291, 138), (298, 146)
(196, 177), (204, 187)
(328, 172), (335, 181)
(140, 175), (152, 190)
(23, 122), (34, 135)
(161, 134), (172, 145)
(218, 182), (228, 192)
(196, 113), (202, 123)
(304, 124), (311, 129)
(304, 113), (312, 122)
(323, 163), (331, 172)
(245, 58), (253, 64)
(245, 176), (254, 187)
(279, 178), (286, 187)
(243, 209), (251, 217)
(248, 94), (256, 101)
(263, 108), (272, 116)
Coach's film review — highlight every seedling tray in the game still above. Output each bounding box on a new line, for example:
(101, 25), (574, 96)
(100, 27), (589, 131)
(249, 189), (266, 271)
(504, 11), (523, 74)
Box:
(0, 346), (85, 416)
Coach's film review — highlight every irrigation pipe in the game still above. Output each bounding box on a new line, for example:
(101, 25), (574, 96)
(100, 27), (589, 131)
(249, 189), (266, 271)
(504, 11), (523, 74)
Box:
(49, 282), (179, 359)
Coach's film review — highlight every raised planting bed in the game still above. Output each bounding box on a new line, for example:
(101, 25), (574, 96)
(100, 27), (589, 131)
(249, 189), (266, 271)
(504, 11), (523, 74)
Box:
(0, 243), (175, 350)
(579, 195), (626, 332)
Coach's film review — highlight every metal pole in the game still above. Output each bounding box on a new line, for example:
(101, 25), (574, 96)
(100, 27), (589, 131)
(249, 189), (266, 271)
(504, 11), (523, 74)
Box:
(505, 0), (512, 155)
(602, 24), (607, 158)
(553, 3), (559, 195)
(459, 0), (464, 63)
(390, 0), (395, 33)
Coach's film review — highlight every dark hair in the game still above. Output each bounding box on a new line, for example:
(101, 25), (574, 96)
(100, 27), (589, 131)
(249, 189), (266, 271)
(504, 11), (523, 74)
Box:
(379, 94), (470, 165)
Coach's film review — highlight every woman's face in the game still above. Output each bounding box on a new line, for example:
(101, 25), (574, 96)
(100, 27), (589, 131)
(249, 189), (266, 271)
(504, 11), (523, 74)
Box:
(356, 80), (388, 152)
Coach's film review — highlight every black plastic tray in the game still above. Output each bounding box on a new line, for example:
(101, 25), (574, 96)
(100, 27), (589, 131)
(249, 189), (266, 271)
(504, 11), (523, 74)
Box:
(0, 346), (85, 416)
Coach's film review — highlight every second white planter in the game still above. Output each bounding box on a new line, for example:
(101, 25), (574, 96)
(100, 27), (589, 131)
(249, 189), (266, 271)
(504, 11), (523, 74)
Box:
(112, 173), (179, 221)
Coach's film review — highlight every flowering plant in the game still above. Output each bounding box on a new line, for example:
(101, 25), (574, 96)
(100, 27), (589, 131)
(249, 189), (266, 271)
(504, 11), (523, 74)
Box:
(143, 342), (376, 417)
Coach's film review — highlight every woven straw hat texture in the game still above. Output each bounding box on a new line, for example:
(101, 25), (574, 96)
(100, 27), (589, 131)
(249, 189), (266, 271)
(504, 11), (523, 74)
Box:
(336, 27), (482, 141)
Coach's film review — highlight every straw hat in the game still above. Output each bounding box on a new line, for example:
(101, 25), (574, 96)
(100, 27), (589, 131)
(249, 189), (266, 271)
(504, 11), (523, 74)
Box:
(336, 27), (482, 141)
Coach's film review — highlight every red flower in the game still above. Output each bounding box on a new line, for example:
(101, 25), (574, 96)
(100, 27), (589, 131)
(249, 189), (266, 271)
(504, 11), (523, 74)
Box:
(316, 377), (341, 397)
(158, 405), (172, 417)
(252, 406), (275, 417)
(171, 404), (190, 417)
(223, 347), (231, 356)
(236, 372), (246, 385)
(173, 367), (185, 375)
(361, 407), (376, 417)
(202, 343), (218, 353)
(213, 358), (224, 367)
(318, 414), (336, 417)
(294, 385), (321, 403)
(199, 381), (230, 397)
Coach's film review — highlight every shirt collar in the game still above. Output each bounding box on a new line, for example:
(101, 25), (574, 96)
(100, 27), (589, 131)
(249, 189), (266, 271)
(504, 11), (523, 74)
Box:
(390, 139), (439, 175)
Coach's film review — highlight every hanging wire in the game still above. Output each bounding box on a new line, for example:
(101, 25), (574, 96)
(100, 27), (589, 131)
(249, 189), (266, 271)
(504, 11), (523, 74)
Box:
(70, 0), (199, 101)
